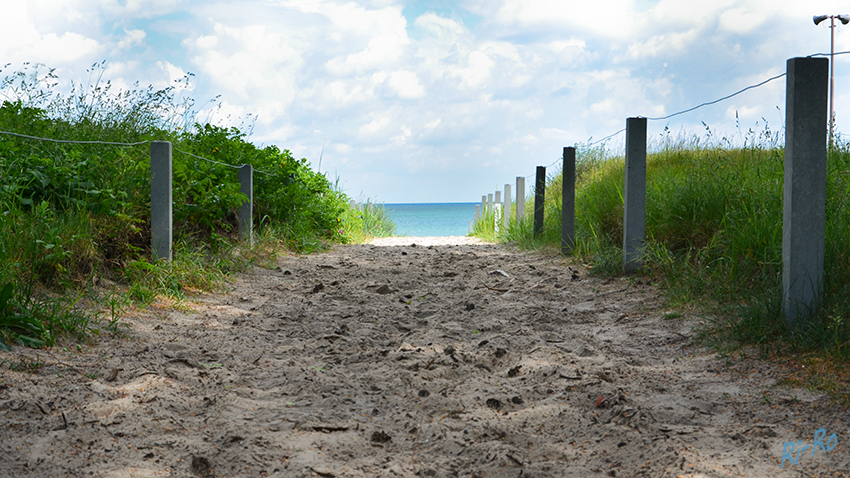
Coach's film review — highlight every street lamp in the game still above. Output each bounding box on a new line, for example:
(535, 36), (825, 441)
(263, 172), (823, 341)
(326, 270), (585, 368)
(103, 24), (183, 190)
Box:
(814, 14), (850, 149)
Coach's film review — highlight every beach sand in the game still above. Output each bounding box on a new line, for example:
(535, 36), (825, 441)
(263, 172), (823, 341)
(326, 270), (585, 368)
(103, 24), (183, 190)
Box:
(1, 238), (846, 477)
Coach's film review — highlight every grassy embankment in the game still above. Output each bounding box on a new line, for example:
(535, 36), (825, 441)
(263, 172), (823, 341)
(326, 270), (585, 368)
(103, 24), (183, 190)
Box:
(474, 127), (850, 403)
(0, 64), (394, 350)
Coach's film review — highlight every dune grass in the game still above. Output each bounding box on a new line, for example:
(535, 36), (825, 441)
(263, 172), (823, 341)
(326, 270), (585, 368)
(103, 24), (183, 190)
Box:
(475, 128), (850, 403)
(0, 63), (395, 349)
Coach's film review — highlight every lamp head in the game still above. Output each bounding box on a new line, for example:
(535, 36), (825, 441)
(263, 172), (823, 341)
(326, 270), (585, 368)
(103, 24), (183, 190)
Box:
(838, 14), (850, 25)
(814, 15), (829, 25)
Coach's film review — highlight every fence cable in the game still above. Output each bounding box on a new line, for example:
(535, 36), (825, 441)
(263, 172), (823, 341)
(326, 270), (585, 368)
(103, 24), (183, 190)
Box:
(0, 129), (274, 176)
(171, 148), (274, 176)
(579, 51), (850, 149)
(587, 128), (627, 147)
(0, 130), (150, 146)
(643, 73), (787, 121)
(525, 156), (563, 178)
(173, 147), (241, 170)
(171, 148), (273, 176)
(809, 50), (850, 58)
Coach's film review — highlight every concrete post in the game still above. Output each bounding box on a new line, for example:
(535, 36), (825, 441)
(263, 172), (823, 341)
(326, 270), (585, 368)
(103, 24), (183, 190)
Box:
(516, 177), (526, 220)
(782, 57), (829, 327)
(350, 199), (356, 210)
(561, 147), (576, 255)
(503, 184), (512, 231)
(238, 164), (253, 245)
(481, 195), (487, 215)
(534, 166), (545, 237)
(488, 193), (493, 218)
(150, 141), (172, 261)
(623, 117), (647, 273)
(475, 204), (481, 223)
(494, 190), (501, 232)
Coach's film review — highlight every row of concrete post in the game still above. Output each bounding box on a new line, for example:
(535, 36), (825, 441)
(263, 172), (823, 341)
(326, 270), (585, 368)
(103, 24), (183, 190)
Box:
(150, 142), (254, 261)
(472, 177), (526, 232)
(474, 57), (827, 328)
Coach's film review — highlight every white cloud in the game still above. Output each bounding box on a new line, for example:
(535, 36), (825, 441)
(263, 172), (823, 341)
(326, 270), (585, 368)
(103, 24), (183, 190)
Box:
(414, 12), (465, 40)
(184, 22), (302, 112)
(116, 29), (146, 49)
(452, 50), (494, 88)
(718, 8), (767, 34)
(487, 0), (639, 38)
(359, 114), (393, 138)
(325, 31), (410, 75)
(387, 70), (425, 98)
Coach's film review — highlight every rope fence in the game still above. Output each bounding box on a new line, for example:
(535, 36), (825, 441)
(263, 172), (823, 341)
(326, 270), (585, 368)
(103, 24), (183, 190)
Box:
(478, 49), (850, 232)
(0, 130), (281, 256)
(474, 54), (833, 328)
(0, 130), (274, 175)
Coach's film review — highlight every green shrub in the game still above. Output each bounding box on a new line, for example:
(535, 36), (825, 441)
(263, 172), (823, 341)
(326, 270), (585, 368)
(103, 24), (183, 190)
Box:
(0, 62), (395, 348)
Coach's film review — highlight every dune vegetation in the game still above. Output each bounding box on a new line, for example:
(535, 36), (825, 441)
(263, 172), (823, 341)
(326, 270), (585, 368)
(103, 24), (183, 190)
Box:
(0, 63), (394, 349)
(475, 125), (850, 402)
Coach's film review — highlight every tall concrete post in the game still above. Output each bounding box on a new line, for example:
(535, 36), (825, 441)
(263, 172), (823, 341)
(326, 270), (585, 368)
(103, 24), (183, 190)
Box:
(150, 141), (172, 261)
(238, 164), (253, 245)
(623, 117), (647, 273)
(494, 190), (501, 232)
(516, 177), (526, 220)
(561, 147), (576, 255)
(481, 195), (487, 216)
(475, 204), (481, 223)
(487, 193), (494, 218)
(534, 166), (546, 237)
(503, 184), (512, 231)
(782, 57), (829, 327)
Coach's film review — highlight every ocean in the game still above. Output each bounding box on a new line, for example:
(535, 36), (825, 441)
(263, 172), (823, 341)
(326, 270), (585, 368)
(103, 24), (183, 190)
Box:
(385, 203), (477, 237)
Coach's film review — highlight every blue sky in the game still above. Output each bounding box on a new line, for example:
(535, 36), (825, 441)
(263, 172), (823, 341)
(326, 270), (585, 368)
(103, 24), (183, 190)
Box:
(2, 0), (849, 202)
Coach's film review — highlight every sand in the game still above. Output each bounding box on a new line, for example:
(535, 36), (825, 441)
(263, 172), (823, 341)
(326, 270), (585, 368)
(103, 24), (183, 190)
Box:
(1, 238), (848, 477)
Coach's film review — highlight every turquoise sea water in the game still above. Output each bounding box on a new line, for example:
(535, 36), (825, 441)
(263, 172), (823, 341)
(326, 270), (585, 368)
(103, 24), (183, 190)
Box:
(385, 203), (477, 237)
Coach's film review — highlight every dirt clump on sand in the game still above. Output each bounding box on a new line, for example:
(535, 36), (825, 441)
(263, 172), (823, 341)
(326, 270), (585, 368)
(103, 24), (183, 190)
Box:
(1, 238), (848, 477)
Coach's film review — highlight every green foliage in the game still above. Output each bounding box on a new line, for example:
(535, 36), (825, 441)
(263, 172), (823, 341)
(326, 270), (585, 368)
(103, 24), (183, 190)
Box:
(341, 200), (396, 242)
(475, 128), (850, 362)
(0, 62), (394, 349)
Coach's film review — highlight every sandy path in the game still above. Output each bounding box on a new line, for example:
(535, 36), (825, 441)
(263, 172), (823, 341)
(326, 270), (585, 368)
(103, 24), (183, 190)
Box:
(1, 239), (848, 478)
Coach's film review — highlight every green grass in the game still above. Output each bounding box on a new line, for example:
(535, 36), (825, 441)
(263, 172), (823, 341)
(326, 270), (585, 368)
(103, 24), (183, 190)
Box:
(474, 128), (850, 402)
(0, 62), (395, 349)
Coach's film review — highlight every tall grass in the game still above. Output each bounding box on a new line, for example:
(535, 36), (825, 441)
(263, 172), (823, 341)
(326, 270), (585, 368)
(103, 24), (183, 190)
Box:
(0, 63), (395, 349)
(474, 127), (850, 372)
(342, 200), (396, 243)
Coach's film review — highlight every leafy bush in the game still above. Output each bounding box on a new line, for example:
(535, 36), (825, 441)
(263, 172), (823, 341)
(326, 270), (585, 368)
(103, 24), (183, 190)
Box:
(0, 62), (394, 348)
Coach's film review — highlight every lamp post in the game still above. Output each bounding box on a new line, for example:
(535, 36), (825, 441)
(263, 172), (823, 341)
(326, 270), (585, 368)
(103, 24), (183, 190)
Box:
(814, 14), (850, 149)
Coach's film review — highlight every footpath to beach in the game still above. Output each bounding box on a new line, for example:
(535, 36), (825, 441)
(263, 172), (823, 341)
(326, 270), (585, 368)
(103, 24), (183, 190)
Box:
(1, 237), (847, 477)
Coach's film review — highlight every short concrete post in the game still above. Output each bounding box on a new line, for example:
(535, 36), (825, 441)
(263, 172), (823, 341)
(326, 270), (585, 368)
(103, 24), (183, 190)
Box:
(488, 193), (494, 217)
(150, 141), (172, 261)
(561, 147), (576, 255)
(782, 57), (829, 327)
(533, 166), (545, 237)
(503, 184), (512, 231)
(238, 164), (253, 245)
(481, 195), (487, 215)
(623, 117), (647, 273)
(516, 177), (526, 220)
(349, 199), (355, 210)
(475, 204), (481, 223)
(494, 190), (501, 232)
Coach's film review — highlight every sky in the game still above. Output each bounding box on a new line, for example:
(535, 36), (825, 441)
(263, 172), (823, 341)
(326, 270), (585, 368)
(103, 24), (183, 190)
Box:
(2, 0), (849, 203)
